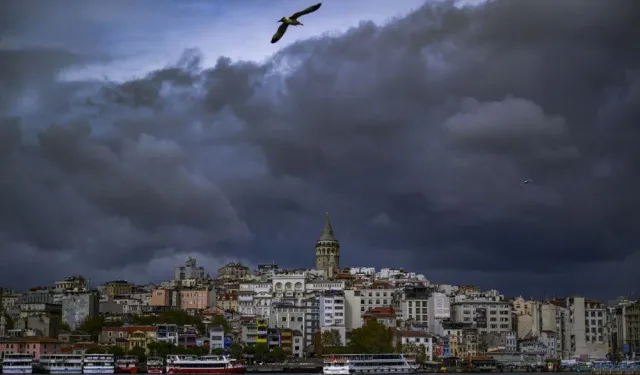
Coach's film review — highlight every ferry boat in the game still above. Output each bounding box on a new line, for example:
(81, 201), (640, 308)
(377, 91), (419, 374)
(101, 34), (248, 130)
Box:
(322, 354), (419, 375)
(2, 353), (34, 374)
(82, 354), (115, 374)
(37, 354), (84, 373)
(165, 355), (245, 374)
(323, 356), (350, 375)
(115, 356), (138, 373)
(146, 357), (164, 374)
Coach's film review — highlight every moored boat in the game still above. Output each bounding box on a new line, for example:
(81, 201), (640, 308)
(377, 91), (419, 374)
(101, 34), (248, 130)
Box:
(2, 353), (34, 374)
(165, 355), (245, 374)
(115, 356), (138, 374)
(37, 354), (83, 374)
(146, 357), (164, 374)
(322, 354), (419, 375)
(82, 354), (114, 374)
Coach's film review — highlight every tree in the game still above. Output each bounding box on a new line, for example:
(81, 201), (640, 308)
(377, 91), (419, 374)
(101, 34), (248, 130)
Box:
(85, 347), (105, 354)
(209, 314), (231, 333)
(128, 346), (146, 359)
(348, 320), (394, 354)
(78, 315), (107, 341)
(254, 343), (269, 362)
(106, 346), (125, 356)
(59, 322), (71, 332)
(230, 343), (244, 359)
(212, 348), (224, 355)
(267, 347), (286, 362)
(131, 310), (205, 334)
(322, 329), (343, 348)
(2, 312), (14, 331)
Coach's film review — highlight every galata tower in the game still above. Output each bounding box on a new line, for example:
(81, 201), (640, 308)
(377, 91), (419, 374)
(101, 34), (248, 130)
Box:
(315, 212), (340, 279)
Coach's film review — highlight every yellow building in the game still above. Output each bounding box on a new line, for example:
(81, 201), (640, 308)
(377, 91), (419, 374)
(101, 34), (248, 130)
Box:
(104, 280), (133, 297)
(127, 327), (157, 353)
(256, 319), (268, 344)
(216, 293), (238, 311)
(280, 329), (293, 352)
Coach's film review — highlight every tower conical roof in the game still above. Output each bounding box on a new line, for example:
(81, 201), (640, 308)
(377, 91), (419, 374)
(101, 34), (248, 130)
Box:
(319, 212), (337, 241)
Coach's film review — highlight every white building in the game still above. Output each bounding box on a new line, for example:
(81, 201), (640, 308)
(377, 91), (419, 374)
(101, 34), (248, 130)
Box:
(399, 285), (430, 324)
(552, 296), (608, 359)
(174, 257), (205, 281)
(319, 290), (347, 346)
(450, 293), (512, 334)
(427, 292), (451, 335)
(359, 282), (396, 314)
(343, 289), (363, 331)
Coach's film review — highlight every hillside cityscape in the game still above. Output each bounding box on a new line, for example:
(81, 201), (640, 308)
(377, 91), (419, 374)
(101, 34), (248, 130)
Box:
(0, 214), (637, 363)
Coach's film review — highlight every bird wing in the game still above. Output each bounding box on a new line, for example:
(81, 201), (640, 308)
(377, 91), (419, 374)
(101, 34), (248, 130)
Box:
(271, 23), (289, 44)
(291, 3), (322, 20)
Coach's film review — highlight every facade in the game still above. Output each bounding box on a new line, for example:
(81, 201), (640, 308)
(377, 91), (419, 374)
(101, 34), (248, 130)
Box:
(209, 325), (225, 351)
(319, 290), (346, 346)
(450, 294), (512, 335)
(613, 301), (639, 359)
(54, 276), (90, 292)
(179, 289), (215, 311)
(217, 263), (249, 281)
(427, 292), (451, 336)
(315, 213), (340, 279)
(359, 282), (396, 314)
(60, 290), (100, 330)
(174, 257), (205, 281)
(398, 331), (433, 361)
(552, 296), (608, 359)
(103, 280), (133, 297)
(0, 337), (63, 359)
(157, 324), (179, 344)
(399, 285), (430, 324)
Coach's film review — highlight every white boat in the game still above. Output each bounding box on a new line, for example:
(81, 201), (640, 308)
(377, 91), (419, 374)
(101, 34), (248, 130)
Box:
(322, 354), (419, 375)
(38, 354), (83, 373)
(165, 355), (246, 374)
(323, 356), (350, 375)
(146, 357), (164, 374)
(2, 353), (34, 374)
(82, 354), (115, 374)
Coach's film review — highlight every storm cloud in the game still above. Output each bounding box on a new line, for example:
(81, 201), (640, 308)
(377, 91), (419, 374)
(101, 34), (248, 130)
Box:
(1, 0), (639, 298)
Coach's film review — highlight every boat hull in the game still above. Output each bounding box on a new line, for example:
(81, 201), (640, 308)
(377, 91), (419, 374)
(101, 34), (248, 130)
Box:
(48, 369), (84, 374)
(115, 367), (139, 374)
(147, 368), (164, 374)
(3, 368), (34, 374)
(167, 367), (246, 374)
(83, 367), (115, 374)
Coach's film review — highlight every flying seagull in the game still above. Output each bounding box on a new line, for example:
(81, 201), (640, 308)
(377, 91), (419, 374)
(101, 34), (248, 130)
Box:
(521, 179), (533, 186)
(271, 3), (322, 44)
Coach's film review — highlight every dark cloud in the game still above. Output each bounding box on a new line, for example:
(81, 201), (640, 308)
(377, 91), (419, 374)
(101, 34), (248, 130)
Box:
(1, 0), (639, 298)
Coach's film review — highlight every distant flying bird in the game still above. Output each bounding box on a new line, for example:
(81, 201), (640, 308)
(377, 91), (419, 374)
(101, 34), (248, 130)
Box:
(521, 179), (533, 186)
(271, 3), (322, 44)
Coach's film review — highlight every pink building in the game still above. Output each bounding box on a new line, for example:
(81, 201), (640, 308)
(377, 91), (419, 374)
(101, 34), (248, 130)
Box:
(0, 337), (63, 359)
(150, 289), (171, 307)
(179, 289), (215, 311)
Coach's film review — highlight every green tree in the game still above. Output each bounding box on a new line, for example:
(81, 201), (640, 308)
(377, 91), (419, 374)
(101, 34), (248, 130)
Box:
(229, 343), (244, 359)
(128, 346), (146, 360)
(321, 329), (343, 348)
(209, 314), (231, 333)
(85, 347), (106, 354)
(3, 312), (14, 331)
(348, 320), (394, 354)
(59, 322), (71, 332)
(212, 348), (225, 355)
(106, 346), (125, 356)
(254, 343), (268, 362)
(78, 315), (107, 341)
(131, 310), (206, 334)
(268, 347), (286, 362)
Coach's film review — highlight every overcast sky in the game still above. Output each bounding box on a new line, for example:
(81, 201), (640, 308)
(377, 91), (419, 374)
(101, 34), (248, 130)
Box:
(1, 0), (639, 300)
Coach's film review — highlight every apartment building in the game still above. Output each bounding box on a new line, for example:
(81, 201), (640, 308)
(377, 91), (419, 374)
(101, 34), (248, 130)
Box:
(427, 292), (451, 336)
(359, 282), (396, 314)
(399, 285), (430, 324)
(450, 294), (512, 334)
(175, 257), (206, 281)
(552, 296), (608, 358)
(319, 290), (346, 346)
